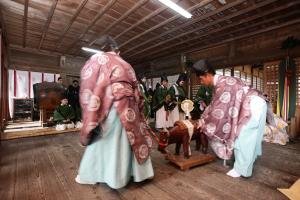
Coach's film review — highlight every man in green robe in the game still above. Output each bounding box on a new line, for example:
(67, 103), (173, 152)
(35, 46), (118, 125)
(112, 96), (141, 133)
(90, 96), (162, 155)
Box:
(138, 75), (151, 120)
(152, 75), (172, 129)
(53, 97), (76, 124)
(168, 73), (187, 124)
(194, 85), (213, 115)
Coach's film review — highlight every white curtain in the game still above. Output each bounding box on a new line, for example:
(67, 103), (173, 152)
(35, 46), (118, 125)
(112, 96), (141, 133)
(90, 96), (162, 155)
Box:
(16, 70), (29, 98)
(30, 72), (42, 98)
(8, 70), (59, 118)
(44, 73), (54, 82)
(8, 70), (14, 118)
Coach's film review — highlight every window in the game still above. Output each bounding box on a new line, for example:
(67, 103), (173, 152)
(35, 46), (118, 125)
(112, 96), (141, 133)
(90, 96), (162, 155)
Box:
(257, 76), (263, 91)
(234, 70), (241, 78)
(240, 71), (246, 83)
(224, 68), (231, 76)
(253, 76), (257, 89)
(191, 73), (200, 100)
(264, 61), (279, 112)
(216, 69), (224, 75)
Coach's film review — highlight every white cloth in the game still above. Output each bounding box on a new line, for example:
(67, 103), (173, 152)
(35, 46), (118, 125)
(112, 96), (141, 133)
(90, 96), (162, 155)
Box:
(264, 115), (289, 145)
(16, 70), (29, 98)
(181, 120), (194, 156)
(56, 124), (66, 131)
(155, 106), (172, 128)
(30, 72), (42, 98)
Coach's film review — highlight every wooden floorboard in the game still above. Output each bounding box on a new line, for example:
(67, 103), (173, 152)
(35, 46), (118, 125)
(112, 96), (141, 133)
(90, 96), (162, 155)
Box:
(0, 132), (299, 200)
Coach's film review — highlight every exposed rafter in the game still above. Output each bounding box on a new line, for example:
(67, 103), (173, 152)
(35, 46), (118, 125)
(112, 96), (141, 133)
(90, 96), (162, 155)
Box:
(55, 0), (88, 50)
(89, 0), (149, 46)
(122, 0), (244, 55)
(125, 0), (277, 58)
(119, 0), (214, 48)
(185, 19), (300, 59)
(38, 0), (58, 50)
(23, 0), (29, 48)
(65, 0), (118, 54)
(138, 16), (300, 64)
(9, 44), (85, 59)
(114, 0), (182, 40)
(1, 0), (299, 66)
(134, 0), (300, 61)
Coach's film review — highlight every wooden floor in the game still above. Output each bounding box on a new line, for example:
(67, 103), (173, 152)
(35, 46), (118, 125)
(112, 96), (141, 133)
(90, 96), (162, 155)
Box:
(0, 132), (299, 200)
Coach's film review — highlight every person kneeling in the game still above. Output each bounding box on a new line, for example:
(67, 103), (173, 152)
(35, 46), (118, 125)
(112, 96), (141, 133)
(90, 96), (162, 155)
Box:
(54, 97), (76, 130)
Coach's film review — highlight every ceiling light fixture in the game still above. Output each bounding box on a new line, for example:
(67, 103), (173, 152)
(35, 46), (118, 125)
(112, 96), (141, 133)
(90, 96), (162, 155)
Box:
(81, 47), (102, 54)
(158, 0), (192, 18)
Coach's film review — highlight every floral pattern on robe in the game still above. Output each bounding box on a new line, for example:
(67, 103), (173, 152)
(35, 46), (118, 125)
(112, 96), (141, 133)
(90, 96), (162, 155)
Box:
(200, 75), (264, 159)
(79, 52), (152, 164)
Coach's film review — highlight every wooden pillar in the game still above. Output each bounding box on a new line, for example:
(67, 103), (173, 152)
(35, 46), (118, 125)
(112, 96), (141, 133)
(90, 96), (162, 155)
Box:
(181, 54), (190, 99)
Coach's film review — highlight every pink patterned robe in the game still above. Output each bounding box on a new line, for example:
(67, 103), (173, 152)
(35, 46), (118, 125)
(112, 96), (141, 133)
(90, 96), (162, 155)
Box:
(200, 75), (264, 159)
(79, 52), (152, 164)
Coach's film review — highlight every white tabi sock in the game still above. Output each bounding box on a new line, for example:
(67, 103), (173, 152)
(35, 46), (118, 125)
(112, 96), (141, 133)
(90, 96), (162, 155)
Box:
(226, 169), (241, 178)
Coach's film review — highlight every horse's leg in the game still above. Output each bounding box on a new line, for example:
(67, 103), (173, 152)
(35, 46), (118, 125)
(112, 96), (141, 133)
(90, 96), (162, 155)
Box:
(175, 143), (181, 155)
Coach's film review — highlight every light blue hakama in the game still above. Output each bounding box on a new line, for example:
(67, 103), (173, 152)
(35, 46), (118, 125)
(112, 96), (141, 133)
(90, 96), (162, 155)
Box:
(78, 106), (154, 189)
(233, 95), (267, 177)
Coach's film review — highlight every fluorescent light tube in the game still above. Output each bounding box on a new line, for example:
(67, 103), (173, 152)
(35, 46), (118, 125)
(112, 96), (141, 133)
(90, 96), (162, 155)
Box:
(81, 47), (102, 54)
(158, 0), (192, 18)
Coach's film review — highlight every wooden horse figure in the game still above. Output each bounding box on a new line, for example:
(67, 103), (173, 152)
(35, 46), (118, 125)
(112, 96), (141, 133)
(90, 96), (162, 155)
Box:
(157, 120), (208, 159)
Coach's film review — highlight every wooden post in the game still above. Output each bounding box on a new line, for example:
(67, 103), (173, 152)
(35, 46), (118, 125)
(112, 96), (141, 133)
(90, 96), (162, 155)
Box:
(290, 117), (296, 139)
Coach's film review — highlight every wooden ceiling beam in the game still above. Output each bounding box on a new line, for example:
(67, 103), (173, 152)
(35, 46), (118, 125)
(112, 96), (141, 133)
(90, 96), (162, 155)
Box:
(122, 0), (243, 55)
(184, 19), (300, 61)
(23, 0), (28, 47)
(140, 17), (300, 64)
(89, 0), (149, 46)
(137, 1), (300, 60)
(118, 0), (214, 48)
(55, 0), (88, 50)
(38, 0), (58, 50)
(65, 0), (118, 53)
(125, 0), (279, 58)
(114, 0), (182, 40)
(9, 44), (86, 59)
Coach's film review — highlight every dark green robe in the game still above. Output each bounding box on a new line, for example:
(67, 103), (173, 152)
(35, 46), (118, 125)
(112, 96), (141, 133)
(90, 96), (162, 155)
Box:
(138, 83), (151, 119)
(195, 85), (213, 114)
(53, 104), (75, 124)
(152, 85), (168, 112)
